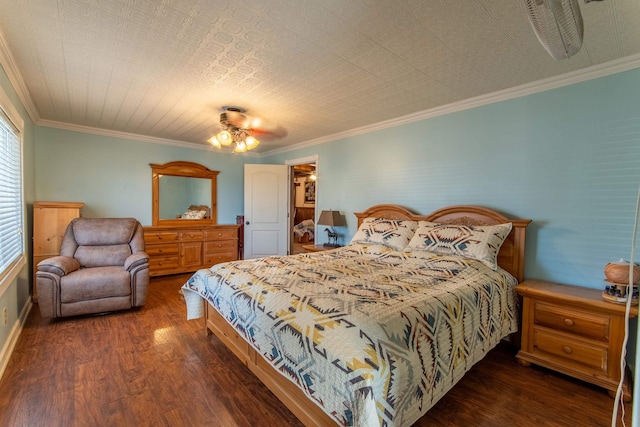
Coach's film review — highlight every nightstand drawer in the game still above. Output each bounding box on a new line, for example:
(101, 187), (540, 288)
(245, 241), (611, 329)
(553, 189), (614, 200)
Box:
(532, 328), (607, 373)
(534, 302), (610, 342)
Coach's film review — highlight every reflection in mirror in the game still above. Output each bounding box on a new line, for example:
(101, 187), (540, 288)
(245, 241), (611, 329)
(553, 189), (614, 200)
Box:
(159, 176), (211, 220)
(150, 161), (219, 226)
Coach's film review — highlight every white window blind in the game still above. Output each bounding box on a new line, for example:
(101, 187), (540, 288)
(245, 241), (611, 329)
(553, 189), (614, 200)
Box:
(0, 106), (23, 278)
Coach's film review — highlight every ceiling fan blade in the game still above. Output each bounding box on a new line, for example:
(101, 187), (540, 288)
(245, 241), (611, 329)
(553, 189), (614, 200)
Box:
(250, 126), (287, 139)
(221, 110), (250, 128)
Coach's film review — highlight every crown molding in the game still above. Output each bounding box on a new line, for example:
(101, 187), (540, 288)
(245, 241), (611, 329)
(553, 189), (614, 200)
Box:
(0, 26), (40, 123)
(262, 53), (640, 157)
(36, 119), (260, 157)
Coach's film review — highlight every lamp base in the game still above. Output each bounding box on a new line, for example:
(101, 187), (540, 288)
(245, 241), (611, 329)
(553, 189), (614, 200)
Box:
(322, 243), (342, 248)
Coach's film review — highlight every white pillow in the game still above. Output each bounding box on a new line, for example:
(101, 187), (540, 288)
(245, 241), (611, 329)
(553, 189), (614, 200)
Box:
(406, 221), (512, 270)
(181, 209), (207, 219)
(350, 218), (418, 251)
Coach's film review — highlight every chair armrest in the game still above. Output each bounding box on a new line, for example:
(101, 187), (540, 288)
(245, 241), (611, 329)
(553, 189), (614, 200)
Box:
(37, 256), (80, 276)
(125, 252), (149, 271)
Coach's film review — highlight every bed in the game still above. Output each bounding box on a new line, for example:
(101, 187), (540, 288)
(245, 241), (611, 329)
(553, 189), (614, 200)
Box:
(182, 204), (531, 426)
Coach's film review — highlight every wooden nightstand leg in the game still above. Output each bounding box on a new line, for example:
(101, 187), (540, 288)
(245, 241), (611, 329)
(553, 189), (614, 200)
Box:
(607, 371), (633, 403)
(516, 357), (531, 367)
(608, 388), (632, 403)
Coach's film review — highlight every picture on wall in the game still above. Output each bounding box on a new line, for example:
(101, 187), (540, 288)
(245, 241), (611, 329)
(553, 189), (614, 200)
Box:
(304, 180), (315, 203)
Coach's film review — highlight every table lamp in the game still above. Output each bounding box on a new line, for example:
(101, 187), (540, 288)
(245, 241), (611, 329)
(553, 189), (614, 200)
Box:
(317, 210), (346, 247)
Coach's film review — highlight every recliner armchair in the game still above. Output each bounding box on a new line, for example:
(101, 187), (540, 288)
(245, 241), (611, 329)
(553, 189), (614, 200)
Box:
(36, 217), (149, 319)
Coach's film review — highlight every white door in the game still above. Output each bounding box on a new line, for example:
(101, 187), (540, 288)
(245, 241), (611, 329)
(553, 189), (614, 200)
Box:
(244, 164), (289, 259)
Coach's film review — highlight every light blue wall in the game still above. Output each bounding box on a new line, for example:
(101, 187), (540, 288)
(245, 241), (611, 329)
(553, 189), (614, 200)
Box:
(266, 68), (640, 291)
(34, 127), (248, 225)
(0, 63), (36, 359)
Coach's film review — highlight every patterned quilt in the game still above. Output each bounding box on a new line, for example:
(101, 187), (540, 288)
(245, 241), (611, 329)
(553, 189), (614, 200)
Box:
(181, 243), (518, 427)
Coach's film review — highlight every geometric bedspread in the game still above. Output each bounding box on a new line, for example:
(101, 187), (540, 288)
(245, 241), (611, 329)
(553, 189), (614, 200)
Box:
(181, 243), (518, 427)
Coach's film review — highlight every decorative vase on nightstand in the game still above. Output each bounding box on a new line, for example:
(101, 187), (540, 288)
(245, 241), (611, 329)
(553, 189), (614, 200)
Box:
(602, 259), (640, 305)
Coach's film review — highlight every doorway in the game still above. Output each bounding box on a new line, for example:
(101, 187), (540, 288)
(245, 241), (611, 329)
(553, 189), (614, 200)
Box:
(289, 158), (317, 254)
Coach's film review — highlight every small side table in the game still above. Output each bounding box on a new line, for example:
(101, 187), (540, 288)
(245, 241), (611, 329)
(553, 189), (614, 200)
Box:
(302, 244), (341, 252)
(516, 279), (638, 401)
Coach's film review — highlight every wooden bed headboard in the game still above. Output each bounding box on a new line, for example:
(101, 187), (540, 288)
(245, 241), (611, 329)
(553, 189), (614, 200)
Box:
(354, 204), (531, 282)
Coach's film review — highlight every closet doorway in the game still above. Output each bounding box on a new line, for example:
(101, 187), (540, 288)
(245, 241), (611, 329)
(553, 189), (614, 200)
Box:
(290, 158), (317, 254)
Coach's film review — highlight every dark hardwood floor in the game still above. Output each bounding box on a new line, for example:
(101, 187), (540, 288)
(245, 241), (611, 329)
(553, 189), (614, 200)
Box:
(0, 273), (634, 427)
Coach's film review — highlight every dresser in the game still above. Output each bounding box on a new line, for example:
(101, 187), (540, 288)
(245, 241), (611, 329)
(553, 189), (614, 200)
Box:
(516, 279), (638, 401)
(32, 201), (84, 302)
(143, 224), (239, 277)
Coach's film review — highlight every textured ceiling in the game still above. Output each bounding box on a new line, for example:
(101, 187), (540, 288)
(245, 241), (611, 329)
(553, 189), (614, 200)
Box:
(0, 0), (639, 153)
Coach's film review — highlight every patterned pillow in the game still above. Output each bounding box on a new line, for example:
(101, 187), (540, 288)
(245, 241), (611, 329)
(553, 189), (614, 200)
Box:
(350, 218), (418, 251)
(181, 209), (207, 219)
(406, 221), (512, 270)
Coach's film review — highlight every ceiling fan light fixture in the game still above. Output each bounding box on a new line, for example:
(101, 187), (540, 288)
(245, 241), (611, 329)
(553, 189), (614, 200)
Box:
(234, 141), (247, 153)
(208, 136), (221, 148)
(216, 130), (233, 146)
(209, 106), (276, 153)
(245, 135), (260, 149)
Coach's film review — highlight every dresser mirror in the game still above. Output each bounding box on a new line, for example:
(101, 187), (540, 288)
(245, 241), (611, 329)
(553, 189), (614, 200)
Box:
(150, 161), (218, 226)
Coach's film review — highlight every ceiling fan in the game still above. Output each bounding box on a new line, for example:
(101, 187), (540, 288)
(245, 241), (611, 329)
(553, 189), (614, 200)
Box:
(208, 106), (285, 153)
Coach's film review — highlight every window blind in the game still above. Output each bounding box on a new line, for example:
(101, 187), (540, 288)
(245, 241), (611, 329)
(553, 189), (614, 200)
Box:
(0, 107), (23, 276)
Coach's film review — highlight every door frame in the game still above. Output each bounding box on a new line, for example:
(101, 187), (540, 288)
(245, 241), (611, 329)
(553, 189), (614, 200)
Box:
(286, 155), (319, 254)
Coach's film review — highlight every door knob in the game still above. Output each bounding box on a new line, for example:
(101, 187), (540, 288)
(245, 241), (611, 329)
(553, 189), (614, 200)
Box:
(246, 221), (250, 225)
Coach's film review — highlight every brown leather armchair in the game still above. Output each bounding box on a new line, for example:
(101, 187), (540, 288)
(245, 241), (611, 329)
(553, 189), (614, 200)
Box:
(36, 217), (149, 319)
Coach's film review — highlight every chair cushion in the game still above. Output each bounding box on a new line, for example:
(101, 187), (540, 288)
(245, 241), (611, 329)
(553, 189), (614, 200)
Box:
(60, 266), (130, 303)
(75, 244), (132, 268)
(72, 218), (138, 246)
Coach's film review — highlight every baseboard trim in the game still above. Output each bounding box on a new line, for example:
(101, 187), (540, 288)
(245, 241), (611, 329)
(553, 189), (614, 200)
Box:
(0, 299), (33, 380)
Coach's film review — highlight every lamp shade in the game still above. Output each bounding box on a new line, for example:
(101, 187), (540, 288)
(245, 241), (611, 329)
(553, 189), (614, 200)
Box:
(317, 210), (345, 227)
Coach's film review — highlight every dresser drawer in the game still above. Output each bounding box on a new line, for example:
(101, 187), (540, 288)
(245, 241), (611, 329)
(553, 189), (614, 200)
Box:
(534, 302), (610, 342)
(532, 328), (607, 374)
(145, 231), (179, 244)
(180, 230), (204, 241)
(205, 228), (238, 240)
(205, 240), (237, 254)
(145, 244), (179, 257)
(204, 252), (237, 266)
(149, 256), (179, 271)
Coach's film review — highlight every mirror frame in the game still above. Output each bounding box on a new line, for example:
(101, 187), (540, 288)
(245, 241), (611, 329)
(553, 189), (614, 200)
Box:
(150, 161), (219, 226)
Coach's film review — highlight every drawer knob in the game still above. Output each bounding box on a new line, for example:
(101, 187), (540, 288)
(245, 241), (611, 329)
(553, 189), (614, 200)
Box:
(563, 318), (574, 327)
(563, 346), (573, 354)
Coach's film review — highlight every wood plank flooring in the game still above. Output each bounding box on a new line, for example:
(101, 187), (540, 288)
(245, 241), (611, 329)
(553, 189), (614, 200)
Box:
(0, 273), (634, 426)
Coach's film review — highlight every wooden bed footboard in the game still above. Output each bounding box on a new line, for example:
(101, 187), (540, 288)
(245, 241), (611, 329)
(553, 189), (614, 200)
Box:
(205, 302), (337, 427)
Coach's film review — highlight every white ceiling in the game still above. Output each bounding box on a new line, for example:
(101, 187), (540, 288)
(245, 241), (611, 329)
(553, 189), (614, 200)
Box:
(0, 0), (639, 154)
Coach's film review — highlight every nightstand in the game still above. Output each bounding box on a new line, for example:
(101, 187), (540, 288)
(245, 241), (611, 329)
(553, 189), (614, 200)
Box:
(516, 279), (638, 401)
(302, 244), (340, 252)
